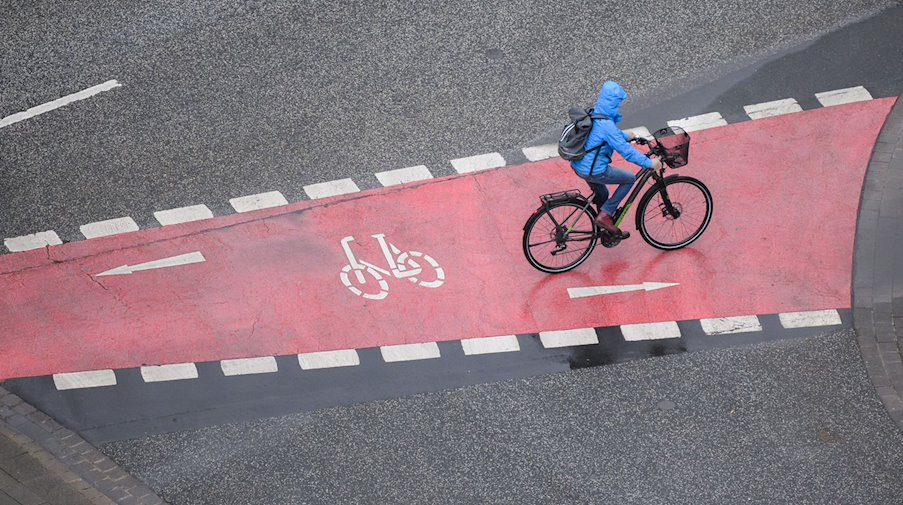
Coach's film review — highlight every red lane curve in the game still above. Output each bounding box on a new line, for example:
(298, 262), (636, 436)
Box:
(0, 98), (894, 379)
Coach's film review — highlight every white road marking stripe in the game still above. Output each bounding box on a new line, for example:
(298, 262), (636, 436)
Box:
(140, 363), (199, 382)
(744, 98), (803, 120)
(626, 126), (653, 140)
(303, 178), (361, 199)
(667, 112), (727, 132)
(53, 370), (117, 390)
(621, 321), (681, 341)
(450, 153), (506, 173)
(375, 165), (434, 186)
(4, 231), (63, 252)
(0, 80), (122, 129)
(522, 144), (559, 162)
(461, 335), (520, 355)
(220, 356), (278, 376)
(779, 310), (842, 328)
(380, 342), (441, 362)
(298, 350), (361, 370)
(539, 328), (598, 348)
(229, 191), (288, 213)
(154, 205), (214, 226)
(700, 315), (762, 335)
(815, 86), (873, 107)
(80, 217), (139, 239)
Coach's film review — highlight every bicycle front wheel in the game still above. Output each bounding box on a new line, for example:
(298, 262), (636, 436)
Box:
(522, 202), (597, 273)
(636, 176), (713, 250)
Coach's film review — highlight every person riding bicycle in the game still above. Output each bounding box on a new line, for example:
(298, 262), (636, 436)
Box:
(570, 80), (663, 238)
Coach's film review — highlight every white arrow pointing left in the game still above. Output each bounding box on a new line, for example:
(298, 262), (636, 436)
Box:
(96, 251), (206, 277)
(568, 282), (679, 299)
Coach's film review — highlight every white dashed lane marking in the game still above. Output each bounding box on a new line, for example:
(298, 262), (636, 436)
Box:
(220, 357), (278, 376)
(380, 342), (441, 362)
(621, 321), (681, 341)
(140, 363), (199, 382)
(461, 335), (520, 355)
(80, 217), (139, 239)
(52, 370), (117, 390)
(154, 205), (214, 226)
(0, 80), (122, 129)
(298, 350), (361, 370)
(450, 152), (506, 173)
(375, 166), (434, 186)
(539, 328), (598, 348)
(229, 191), (288, 213)
(700, 315), (763, 335)
(667, 112), (728, 132)
(779, 309), (842, 328)
(815, 86), (873, 107)
(522, 144), (559, 162)
(303, 179), (361, 199)
(744, 98), (803, 120)
(4, 231), (62, 252)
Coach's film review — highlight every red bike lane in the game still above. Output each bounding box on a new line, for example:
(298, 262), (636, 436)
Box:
(0, 98), (894, 380)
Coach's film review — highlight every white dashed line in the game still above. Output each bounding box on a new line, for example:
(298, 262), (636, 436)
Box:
(815, 86), (873, 107)
(375, 165), (434, 186)
(522, 144), (559, 162)
(298, 350), (361, 370)
(220, 356), (278, 376)
(229, 191), (288, 213)
(779, 309), (842, 329)
(52, 370), (117, 390)
(380, 342), (441, 362)
(154, 205), (214, 226)
(0, 80), (122, 129)
(539, 328), (598, 348)
(744, 98), (803, 120)
(626, 126), (653, 139)
(461, 335), (520, 355)
(450, 152), (506, 173)
(303, 178), (361, 199)
(667, 113), (727, 132)
(140, 363), (199, 382)
(80, 217), (139, 239)
(700, 315), (763, 335)
(621, 321), (681, 341)
(4, 231), (62, 252)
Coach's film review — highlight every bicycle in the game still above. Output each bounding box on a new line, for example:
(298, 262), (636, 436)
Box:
(522, 126), (713, 273)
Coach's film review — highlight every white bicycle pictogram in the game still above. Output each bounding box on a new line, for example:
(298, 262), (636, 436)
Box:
(339, 234), (445, 300)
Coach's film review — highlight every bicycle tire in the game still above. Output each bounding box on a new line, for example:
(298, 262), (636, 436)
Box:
(635, 175), (713, 250)
(522, 201), (598, 273)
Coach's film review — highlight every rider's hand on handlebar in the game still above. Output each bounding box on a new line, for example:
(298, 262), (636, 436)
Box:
(649, 157), (663, 171)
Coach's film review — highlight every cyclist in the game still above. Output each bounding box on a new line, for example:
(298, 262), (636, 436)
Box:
(570, 80), (663, 238)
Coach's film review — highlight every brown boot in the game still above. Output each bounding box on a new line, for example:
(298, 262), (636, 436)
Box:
(595, 213), (622, 236)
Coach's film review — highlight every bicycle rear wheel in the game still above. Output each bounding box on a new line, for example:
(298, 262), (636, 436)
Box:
(636, 176), (713, 250)
(523, 201), (597, 273)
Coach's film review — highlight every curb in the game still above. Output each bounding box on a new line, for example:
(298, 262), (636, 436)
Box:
(853, 92), (903, 428)
(0, 387), (166, 505)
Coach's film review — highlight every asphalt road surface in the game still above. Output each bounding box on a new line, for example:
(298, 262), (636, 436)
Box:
(104, 330), (903, 504)
(2, 0), (900, 241)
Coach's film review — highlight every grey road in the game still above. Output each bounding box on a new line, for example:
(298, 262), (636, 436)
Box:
(104, 331), (903, 504)
(2, 0), (900, 242)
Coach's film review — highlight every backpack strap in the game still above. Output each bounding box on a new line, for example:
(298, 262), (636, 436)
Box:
(585, 113), (610, 177)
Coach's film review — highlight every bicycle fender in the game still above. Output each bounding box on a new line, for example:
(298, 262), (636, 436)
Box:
(523, 195), (592, 231)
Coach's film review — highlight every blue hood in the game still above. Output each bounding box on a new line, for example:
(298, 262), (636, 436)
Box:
(593, 80), (627, 123)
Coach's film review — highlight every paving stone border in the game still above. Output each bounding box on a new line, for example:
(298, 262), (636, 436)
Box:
(853, 92), (903, 428)
(0, 386), (166, 505)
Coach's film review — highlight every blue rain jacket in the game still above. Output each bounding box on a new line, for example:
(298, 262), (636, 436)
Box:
(570, 81), (653, 178)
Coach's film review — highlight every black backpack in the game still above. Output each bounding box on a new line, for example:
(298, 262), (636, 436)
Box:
(558, 107), (609, 167)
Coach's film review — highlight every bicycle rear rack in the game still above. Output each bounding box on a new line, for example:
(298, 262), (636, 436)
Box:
(540, 189), (584, 206)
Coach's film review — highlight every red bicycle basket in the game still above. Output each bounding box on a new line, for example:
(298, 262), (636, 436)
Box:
(653, 126), (690, 168)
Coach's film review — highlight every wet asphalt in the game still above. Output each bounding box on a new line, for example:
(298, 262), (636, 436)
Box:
(1, 0), (899, 240)
(104, 330), (903, 504)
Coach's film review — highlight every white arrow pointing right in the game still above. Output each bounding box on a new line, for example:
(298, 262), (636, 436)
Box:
(567, 282), (679, 299)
